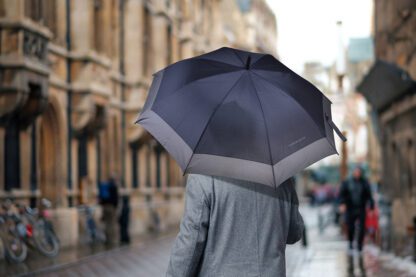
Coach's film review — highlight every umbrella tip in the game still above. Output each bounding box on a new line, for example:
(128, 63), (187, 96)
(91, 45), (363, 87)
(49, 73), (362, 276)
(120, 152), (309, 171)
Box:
(246, 56), (251, 70)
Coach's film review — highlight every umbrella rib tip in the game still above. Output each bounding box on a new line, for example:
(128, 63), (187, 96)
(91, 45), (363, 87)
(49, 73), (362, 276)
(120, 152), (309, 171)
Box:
(246, 56), (251, 70)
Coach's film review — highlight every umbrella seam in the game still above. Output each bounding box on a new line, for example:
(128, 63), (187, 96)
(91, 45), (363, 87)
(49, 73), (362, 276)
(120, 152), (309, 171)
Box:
(228, 49), (267, 69)
(249, 54), (273, 69)
(154, 70), (244, 110)
(183, 72), (246, 171)
(195, 58), (244, 70)
(250, 71), (326, 138)
(160, 48), (243, 73)
(229, 48), (246, 66)
(254, 180), (261, 276)
(252, 69), (333, 104)
(249, 74), (277, 189)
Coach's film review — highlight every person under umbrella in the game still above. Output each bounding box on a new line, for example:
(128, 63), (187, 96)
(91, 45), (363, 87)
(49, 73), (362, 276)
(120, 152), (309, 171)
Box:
(135, 47), (346, 276)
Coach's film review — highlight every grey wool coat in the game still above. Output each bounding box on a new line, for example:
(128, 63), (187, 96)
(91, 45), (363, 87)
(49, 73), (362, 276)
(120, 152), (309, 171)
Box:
(166, 174), (304, 277)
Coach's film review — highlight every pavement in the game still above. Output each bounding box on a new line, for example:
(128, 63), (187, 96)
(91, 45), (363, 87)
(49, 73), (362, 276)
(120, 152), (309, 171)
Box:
(3, 205), (416, 277)
(1, 229), (177, 277)
(286, 205), (416, 277)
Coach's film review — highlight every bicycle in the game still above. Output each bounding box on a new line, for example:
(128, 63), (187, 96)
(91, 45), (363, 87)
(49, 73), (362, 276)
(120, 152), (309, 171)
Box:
(78, 205), (106, 244)
(17, 199), (60, 257)
(0, 201), (28, 263)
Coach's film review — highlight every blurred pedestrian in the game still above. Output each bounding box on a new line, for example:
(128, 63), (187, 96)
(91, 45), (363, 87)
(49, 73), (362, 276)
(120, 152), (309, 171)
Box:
(119, 196), (131, 244)
(338, 165), (374, 254)
(166, 175), (304, 276)
(99, 174), (119, 246)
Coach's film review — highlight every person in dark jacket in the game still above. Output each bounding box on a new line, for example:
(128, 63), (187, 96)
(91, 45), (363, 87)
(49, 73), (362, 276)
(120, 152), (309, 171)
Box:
(339, 166), (374, 254)
(118, 196), (131, 244)
(99, 175), (119, 246)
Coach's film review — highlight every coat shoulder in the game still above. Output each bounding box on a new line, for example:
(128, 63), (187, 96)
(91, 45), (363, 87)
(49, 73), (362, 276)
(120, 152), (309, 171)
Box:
(186, 174), (213, 204)
(186, 174), (213, 191)
(187, 173), (212, 184)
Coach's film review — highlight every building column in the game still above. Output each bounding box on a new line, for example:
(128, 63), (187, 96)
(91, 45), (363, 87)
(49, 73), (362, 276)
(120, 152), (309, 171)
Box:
(71, 0), (94, 52)
(152, 14), (168, 71)
(124, 0), (144, 80)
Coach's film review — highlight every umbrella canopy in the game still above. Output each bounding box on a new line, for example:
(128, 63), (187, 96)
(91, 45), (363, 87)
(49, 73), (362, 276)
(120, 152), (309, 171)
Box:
(135, 47), (346, 188)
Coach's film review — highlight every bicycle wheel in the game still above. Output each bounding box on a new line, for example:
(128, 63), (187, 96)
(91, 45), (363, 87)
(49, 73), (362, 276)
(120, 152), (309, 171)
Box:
(33, 219), (59, 257)
(3, 230), (27, 263)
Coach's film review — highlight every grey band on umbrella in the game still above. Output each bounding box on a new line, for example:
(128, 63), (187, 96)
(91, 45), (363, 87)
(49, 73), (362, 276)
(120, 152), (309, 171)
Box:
(137, 108), (338, 188)
(186, 154), (275, 187)
(272, 137), (336, 186)
(137, 110), (193, 170)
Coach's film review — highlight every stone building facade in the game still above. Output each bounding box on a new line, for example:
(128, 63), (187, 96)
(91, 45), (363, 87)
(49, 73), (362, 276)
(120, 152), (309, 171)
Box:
(0, 0), (277, 246)
(359, 0), (415, 256)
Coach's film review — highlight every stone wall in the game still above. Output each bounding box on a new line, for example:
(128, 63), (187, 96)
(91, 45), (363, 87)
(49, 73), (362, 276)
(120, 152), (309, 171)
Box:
(0, 0), (277, 246)
(374, 0), (416, 256)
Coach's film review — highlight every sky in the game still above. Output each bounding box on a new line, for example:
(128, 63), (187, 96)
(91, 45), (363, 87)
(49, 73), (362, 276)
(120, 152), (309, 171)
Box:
(265, 0), (374, 74)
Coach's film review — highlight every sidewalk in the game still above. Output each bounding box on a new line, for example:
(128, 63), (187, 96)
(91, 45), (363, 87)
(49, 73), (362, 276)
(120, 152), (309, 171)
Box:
(286, 205), (416, 277)
(28, 232), (176, 277)
(1, 227), (178, 277)
(4, 205), (415, 277)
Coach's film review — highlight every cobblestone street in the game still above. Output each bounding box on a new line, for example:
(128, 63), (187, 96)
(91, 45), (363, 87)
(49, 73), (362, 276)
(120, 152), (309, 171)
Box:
(5, 206), (413, 277)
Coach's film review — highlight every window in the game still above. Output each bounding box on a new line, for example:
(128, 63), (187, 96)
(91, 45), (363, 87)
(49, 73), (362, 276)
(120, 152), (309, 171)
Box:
(25, 0), (43, 23)
(78, 132), (88, 179)
(131, 146), (139, 188)
(24, 0), (56, 32)
(146, 143), (151, 187)
(408, 139), (414, 193)
(156, 148), (161, 189)
(93, 0), (104, 53)
(44, 0), (57, 35)
(165, 154), (170, 187)
(30, 121), (38, 192)
(4, 118), (21, 191)
(96, 132), (101, 184)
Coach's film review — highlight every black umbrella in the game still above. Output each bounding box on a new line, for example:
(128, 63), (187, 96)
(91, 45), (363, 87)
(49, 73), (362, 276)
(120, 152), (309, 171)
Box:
(135, 47), (346, 188)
